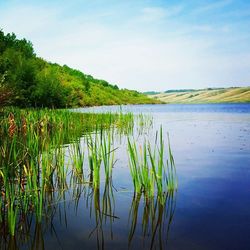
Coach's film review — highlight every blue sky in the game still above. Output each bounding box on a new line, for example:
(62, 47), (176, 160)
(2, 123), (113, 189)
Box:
(0, 0), (250, 91)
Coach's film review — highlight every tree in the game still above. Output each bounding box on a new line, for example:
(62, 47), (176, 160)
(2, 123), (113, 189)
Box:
(0, 81), (13, 107)
(31, 68), (67, 107)
(83, 79), (90, 93)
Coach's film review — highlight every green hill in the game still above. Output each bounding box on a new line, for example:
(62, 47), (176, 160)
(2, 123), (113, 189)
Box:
(0, 30), (160, 108)
(149, 87), (250, 104)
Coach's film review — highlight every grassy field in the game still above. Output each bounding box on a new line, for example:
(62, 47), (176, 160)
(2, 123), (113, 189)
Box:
(149, 87), (250, 104)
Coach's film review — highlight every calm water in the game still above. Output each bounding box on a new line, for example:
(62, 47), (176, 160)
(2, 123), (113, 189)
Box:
(17, 104), (250, 249)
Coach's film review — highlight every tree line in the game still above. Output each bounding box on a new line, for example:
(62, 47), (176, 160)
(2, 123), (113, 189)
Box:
(1, 30), (153, 108)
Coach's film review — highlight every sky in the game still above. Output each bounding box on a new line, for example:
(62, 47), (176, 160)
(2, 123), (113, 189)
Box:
(0, 0), (250, 92)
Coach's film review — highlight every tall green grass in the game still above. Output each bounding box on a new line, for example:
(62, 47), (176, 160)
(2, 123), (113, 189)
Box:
(0, 107), (177, 244)
(127, 126), (177, 200)
(0, 107), (133, 236)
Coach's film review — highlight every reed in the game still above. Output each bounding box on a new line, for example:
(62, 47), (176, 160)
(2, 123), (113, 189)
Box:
(87, 131), (102, 188)
(0, 105), (175, 243)
(0, 107), (134, 236)
(127, 139), (155, 196)
(127, 126), (177, 200)
(69, 139), (84, 180)
(101, 129), (116, 182)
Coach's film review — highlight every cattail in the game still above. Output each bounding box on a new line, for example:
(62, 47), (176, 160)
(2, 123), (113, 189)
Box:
(21, 115), (27, 135)
(39, 120), (45, 133)
(8, 113), (16, 137)
(20, 177), (27, 192)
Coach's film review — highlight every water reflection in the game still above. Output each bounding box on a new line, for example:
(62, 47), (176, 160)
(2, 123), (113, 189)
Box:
(128, 191), (176, 250)
(87, 177), (117, 250)
(0, 177), (176, 249)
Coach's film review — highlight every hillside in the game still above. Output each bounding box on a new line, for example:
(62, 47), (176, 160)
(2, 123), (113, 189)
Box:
(0, 30), (160, 108)
(149, 87), (250, 104)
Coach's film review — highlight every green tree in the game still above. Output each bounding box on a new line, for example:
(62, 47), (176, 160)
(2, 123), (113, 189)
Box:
(32, 69), (67, 107)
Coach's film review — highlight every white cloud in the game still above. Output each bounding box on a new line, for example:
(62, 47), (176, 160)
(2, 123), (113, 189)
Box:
(192, 0), (233, 14)
(138, 4), (184, 23)
(140, 7), (167, 22)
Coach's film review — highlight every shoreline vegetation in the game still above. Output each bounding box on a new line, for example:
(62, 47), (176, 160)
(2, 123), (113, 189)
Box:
(0, 30), (160, 109)
(146, 87), (250, 104)
(0, 107), (177, 240)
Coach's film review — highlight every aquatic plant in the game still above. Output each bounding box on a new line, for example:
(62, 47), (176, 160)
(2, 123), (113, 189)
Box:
(127, 126), (177, 200)
(0, 104), (176, 247)
(0, 107), (134, 236)
(101, 129), (116, 182)
(127, 139), (155, 196)
(87, 131), (102, 188)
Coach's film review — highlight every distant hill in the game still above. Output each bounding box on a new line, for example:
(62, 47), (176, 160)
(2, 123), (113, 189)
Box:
(0, 30), (160, 108)
(149, 87), (250, 104)
(143, 91), (161, 95)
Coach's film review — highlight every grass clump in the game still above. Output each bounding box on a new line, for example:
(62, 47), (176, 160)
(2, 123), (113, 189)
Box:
(0, 107), (134, 236)
(127, 126), (177, 200)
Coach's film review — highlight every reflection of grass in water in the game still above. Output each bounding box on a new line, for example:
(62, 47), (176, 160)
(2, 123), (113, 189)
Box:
(88, 177), (117, 250)
(128, 191), (176, 250)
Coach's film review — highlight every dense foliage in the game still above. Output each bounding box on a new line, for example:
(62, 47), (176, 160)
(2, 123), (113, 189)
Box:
(0, 30), (159, 108)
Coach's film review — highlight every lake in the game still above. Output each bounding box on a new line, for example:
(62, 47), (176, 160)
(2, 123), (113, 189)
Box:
(72, 104), (250, 250)
(2, 104), (250, 250)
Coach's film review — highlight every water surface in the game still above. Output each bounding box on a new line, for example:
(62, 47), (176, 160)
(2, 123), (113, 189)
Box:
(9, 104), (250, 249)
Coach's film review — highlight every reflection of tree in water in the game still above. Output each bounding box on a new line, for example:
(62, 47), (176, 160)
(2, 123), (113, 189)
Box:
(128, 191), (176, 250)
